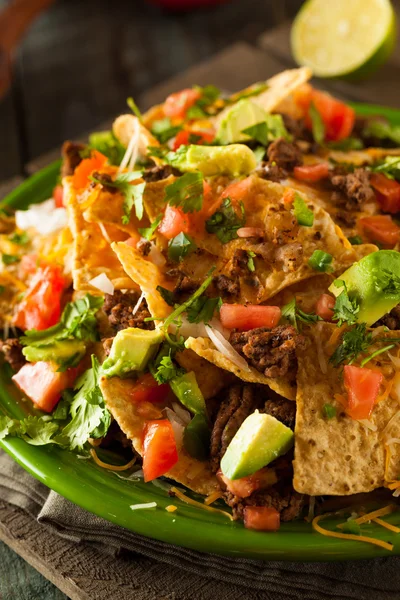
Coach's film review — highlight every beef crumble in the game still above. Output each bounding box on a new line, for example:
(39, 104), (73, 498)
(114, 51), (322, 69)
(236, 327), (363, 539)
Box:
(61, 141), (86, 177)
(374, 304), (400, 330)
(103, 290), (154, 332)
(0, 338), (26, 372)
(213, 274), (240, 298)
(137, 239), (152, 256)
(267, 138), (302, 171)
(264, 396), (296, 430)
(230, 325), (306, 380)
(142, 164), (180, 183)
(330, 167), (375, 210)
(256, 161), (287, 183)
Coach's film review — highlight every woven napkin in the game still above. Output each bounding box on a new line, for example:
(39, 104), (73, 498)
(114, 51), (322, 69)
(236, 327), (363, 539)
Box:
(1, 450), (400, 599)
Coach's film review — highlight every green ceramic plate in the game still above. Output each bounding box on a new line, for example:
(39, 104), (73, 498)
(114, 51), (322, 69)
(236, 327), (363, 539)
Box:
(2, 104), (400, 561)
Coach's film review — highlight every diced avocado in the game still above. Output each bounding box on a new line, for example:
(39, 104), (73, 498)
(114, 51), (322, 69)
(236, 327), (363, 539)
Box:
(328, 250), (400, 326)
(216, 99), (269, 145)
(102, 327), (163, 378)
(170, 371), (206, 415)
(22, 339), (86, 367)
(170, 144), (256, 177)
(220, 410), (294, 480)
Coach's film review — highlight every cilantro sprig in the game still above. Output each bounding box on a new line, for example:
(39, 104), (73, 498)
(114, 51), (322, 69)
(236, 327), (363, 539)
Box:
(165, 172), (204, 213)
(330, 323), (372, 367)
(206, 197), (245, 243)
(91, 172), (145, 223)
(331, 280), (360, 326)
(281, 298), (320, 331)
(241, 114), (290, 145)
(371, 156), (400, 181)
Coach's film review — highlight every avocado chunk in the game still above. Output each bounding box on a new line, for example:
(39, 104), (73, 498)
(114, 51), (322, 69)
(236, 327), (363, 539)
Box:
(216, 99), (269, 145)
(220, 410), (294, 480)
(328, 250), (400, 326)
(170, 144), (257, 177)
(22, 339), (86, 368)
(102, 327), (163, 378)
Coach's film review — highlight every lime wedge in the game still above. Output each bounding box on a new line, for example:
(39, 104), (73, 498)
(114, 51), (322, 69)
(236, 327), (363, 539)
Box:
(291, 0), (396, 79)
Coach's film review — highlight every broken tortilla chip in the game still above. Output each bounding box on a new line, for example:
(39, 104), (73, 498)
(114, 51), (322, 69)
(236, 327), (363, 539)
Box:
(100, 376), (219, 496)
(185, 336), (295, 401)
(294, 322), (400, 496)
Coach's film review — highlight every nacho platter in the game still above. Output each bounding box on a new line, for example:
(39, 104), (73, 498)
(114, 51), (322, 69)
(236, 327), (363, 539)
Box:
(3, 70), (400, 559)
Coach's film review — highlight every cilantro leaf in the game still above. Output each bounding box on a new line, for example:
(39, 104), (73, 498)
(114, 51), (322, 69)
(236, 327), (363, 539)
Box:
(242, 115), (290, 145)
(89, 131), (126, 166)
(293, 195), (314, 227)
(186, 295), (222, 324)
(91, 171), (145, 223)
(242, 122), (269, 146)
(168, 232), (197, 262)
(151, 118), (182, 144)
(309, 102), (325, 144)
(186, 85), (221, 119)
(153, 353), (185, 384)
(332, 280), (360, 326)
(0, 285), (5, 295)
(330, 323), (372, 366)
(165, 172), (204, 214)
(138, 214), (162, 240)
(156, 285), (177, 306)
(281, 298), (320, 331)
(2, 254), (20, 265)
(206, 198), (245, 243)
(362, 120), (400, 145)
(371, 156), (400, 181)
(0, 414), (59, 446)
(327, 138), (364, 151)
(61, 295), (104, 341)
(9, 231), (29, 245)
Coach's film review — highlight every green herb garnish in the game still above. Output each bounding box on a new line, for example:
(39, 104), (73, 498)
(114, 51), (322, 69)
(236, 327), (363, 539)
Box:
(206, 197), (245, 243)
(9, 232), (29, 245)
(165, 172), (204, 213)
(168, 232), (197, 262)
(332, 280), (360, 326)
(281, 298), (320, 331)
(309, 102), (325, 144)
(2, 254), (20, 265)
(138, 214), (162, 240)
(330, 323), (372, 366)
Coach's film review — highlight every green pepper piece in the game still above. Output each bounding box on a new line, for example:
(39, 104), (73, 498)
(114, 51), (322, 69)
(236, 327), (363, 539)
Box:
(170, 371), (206, 415)
(183, 414), (210, 461)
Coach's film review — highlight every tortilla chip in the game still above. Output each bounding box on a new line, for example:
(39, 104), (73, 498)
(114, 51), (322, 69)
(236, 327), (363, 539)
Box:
(100, 376), (219, 495)
(111, 241), (172, 319)
(112, 114), (162, 164)
(175, 348), (233, 400)
(185, 336), (295, 401)
(64, 178), (137, 292)
(83, 186), (145, 237)
(293, 323), (400, 496)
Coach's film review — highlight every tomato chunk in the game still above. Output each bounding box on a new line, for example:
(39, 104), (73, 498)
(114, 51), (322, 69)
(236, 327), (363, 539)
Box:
(12, 362), (78, 413)
(14, 265), (65, 331)
(72, 150), (107, 190)
(344, 365), (383, 420)
(359, 215), (400, 247)
(130, 373), (170, 404)
(315, 294), (335, 321)
(52, 185), (64, 208)
(299, 89), (355, 142)
(164, 88), (201, 120)
(293, 163), (330, 182)
(217, 470), (261, 499)
(243, 506), (280, 532)
(142, 420), (179, 482)
(220, 177), (253, 203)
(158, 205), (191, 239)
(173, 129), (215, 150)
(370, 173), (400, 214)
(220, 304), (281, 331)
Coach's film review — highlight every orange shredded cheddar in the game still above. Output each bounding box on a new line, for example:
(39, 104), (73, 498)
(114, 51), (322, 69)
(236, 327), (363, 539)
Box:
(90, 449), (136, 471)
(386, 481), (400, 491)
(372, 518), (400, 534)
(170, 487), (234, 521)
(204, 491), (223, 506)
(312, 515), (393, 552)
(352, 505), (395, 525)
(376, 376), (395, 404)
(165, 505), (177, 513)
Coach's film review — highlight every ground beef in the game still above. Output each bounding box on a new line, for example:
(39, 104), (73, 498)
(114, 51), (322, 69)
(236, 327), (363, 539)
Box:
(226, 483), (305, 522)
(230, 325), (306, 380)
(374, 304), (400, 330)
(267, 138), (302, 171)
(264, 397), (296, 430)
(232, 249), (249, 277)
(61, 141), (86, 177)
(166, 268), (197, 296)
(91, 171), (118, 193)
(335, 210), (357, 228)
(213, 275), (240, 298)
(279, 113), (313, 144)
(103, 290), (154, 332)
(0, 338), (26, 372)
(330, 167), (375, 210)
(256, 161), (287, 182)
(210, 384), (263, 471)
(142, 164), (180, 183)
(137, 239), (151, 256)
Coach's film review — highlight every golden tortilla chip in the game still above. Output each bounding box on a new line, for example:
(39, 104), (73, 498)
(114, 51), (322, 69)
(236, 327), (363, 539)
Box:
(185, 336), (295, 401)
(113, 114), (162, 164)
(293, 322), (400, 496)
(83, 185), (145, 237)
(175, 348), (233, 400)
(64, 178), (137, 292)
(100, 376), (219, 495)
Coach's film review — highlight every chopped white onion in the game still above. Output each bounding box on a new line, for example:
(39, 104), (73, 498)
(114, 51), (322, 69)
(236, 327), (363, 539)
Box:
(16, 199), (67, 235)
(171, 402), (191, 425)
(205, 324), (250, 372)
(130, 502), (157, 511)
(131, 291), (145, 317)
(393, 487), (400, 498)
(89, 273), (114, 295)
(358, 419), (377, 432)
(164, 407), (184, 449)
(389, 352), (400, 369)
(98, 222), (112, 244)
(148, 242), (166, 267)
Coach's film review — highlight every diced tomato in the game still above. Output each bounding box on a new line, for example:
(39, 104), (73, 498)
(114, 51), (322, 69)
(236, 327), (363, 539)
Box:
(359, 215), (400, 247)
(53, 185), (64, 208)
(243, 506), (280, 532)
(315, 294), (335, 321)
(130, 373), (170, 404)
(173, 129), (215, 150)
(125, 233), (141, 247)
(293, 163), (330, 182)
(220, 304), (281, 331)
(72, 150), (107, 190)
(220, 177), (253, 203)
(14, 265), (65, 331)
(282, 189), (295, 205)
(19, 255), (42, 277)
(370, 173), (400, 214)
(300, 89), (355, 142)
(217, 470), (261, 498)
(142, 419), (179, 482)
(12, 362), (78, 413)
(344, 365), (383, 420)
(163, 88), (202, 120)
(158, 205), (191, 239)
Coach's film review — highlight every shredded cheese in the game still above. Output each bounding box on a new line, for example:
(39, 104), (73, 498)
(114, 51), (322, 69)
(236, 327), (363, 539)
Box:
(90, 449), (136, 471)
(170, 487), (234, 521)
(352, 505), (395, 525)
(165, 505), (178, 513)
(376, 375), (395, 404)
(312, 515), (393, 552)
(204, 491), (223, 506)
(372, 518), (400, 534)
